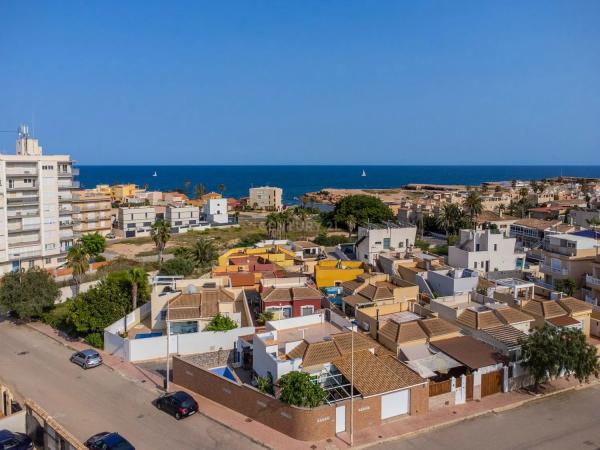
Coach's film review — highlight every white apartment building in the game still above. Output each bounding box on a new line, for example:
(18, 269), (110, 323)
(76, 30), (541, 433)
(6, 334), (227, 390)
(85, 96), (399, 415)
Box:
(165, 204), (200, 233)
(0, 126), (77, 274)
(249, 186), (283, 211)
(203, 198), (228, 224)
(448, 229), (524, 273)
(117, 206), (156, 238)
(356, 221), (417, 266)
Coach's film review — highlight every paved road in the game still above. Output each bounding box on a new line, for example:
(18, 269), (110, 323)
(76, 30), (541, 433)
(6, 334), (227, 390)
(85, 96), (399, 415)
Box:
(375, 384), (600, 450)
(0, 320), (263, 450)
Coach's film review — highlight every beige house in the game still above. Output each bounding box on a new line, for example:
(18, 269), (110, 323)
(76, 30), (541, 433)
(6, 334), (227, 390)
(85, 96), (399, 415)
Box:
(72, 190), (112, 237)
(539, 233), (598, 289)
(249, 186), (283, 211)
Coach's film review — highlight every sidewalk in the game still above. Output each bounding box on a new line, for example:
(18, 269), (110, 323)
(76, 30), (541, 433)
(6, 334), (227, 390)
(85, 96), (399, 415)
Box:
(26, 321), (598, 449)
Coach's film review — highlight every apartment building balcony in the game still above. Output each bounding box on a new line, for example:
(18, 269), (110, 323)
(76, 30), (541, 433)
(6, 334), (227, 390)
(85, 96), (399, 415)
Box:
(6, 196), (39, 207)
(59, 220), (74, 228)
(58, 168), (79, 177)
(58, 194), (73, 202)
(540, 262), (569, 276)
(60, 230), (74, 240)
(8, 236), (41, 247)
(586, 274), (600, 290)
(7, 223), (41, 233)
(5, 167), (38, 176)
(6, 185), (39, 192)
(8, 248), (42, 259)
(73, 204), (111, 213)
(59, 207), (73, 215)
(58, 181), (80, 189)
(6, 210), (39, 219)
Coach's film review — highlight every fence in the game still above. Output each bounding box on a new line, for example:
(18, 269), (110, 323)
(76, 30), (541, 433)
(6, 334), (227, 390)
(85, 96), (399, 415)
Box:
(429, 379), (451, 397)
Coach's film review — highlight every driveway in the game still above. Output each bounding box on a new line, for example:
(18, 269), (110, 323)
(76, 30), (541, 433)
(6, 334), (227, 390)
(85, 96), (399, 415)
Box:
(374, 384), (600, 450)
(0, 320), (263, 450)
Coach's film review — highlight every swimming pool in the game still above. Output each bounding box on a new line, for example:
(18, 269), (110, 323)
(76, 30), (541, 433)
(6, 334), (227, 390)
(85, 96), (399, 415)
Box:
(210, 366), (236, 382)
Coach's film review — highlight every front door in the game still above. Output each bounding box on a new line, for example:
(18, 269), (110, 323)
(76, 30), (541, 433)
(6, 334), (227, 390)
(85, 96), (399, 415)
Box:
(336, 405), (346, 433)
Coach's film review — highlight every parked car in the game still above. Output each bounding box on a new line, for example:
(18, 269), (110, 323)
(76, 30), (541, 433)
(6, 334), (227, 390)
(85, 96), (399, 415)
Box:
(0, 430), (33, 450)
(70, 349), (103, 369)
(85, 432), (134, 450)
(155, 391), (198, 420)
(106, 233), (116, 239)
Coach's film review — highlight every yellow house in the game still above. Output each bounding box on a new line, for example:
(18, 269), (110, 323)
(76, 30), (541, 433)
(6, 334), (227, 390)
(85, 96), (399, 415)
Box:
(216, 245), (296, 269)
(109, 184), (145, 203)
(314, 260), (365, 289)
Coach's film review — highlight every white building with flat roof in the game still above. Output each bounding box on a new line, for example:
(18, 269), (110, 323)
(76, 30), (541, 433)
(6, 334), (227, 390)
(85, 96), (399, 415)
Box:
(117, 206), (156, 238)
(0, 125), (77, 274)
(356, 222), (417, 266)
(249, 186), (283, 211)
(203, 198), (228, 224)
(166, 204), (201, 233)
(448, 229), (524, 274)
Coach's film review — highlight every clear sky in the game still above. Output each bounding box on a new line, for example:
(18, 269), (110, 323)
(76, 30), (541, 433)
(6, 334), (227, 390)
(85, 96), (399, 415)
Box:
(0, 1), (598, 165)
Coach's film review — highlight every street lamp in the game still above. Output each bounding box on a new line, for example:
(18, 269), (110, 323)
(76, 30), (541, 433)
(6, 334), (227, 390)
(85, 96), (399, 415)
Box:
(346, 319), (358, 446)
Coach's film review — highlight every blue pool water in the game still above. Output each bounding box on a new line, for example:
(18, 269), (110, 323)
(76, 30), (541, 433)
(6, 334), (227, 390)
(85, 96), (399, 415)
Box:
(210, 366), (236, 382)
(134, 332), (163, 339)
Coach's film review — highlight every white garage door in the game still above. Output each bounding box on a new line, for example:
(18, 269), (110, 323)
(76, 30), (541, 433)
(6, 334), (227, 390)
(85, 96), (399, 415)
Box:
(381, 389), (410, 419)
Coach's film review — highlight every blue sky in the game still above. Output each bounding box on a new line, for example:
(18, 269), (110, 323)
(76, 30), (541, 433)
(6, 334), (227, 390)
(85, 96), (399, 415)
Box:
(0, 1), (598, 165)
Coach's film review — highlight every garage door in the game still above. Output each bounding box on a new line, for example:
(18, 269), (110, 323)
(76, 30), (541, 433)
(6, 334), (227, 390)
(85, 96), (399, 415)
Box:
(381, 389), (410, 420)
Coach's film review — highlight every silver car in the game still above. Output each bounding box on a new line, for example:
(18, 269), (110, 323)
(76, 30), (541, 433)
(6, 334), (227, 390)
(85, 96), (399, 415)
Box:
(70, 349), (103, 369)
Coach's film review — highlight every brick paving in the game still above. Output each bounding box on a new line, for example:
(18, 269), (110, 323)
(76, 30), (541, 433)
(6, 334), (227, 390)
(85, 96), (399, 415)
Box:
(27, 321), (599, 449)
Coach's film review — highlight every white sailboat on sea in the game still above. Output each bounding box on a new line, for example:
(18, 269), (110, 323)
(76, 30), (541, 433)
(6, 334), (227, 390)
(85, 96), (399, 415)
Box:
(152, 171), (158, 177)
(361, 169), (367, 177)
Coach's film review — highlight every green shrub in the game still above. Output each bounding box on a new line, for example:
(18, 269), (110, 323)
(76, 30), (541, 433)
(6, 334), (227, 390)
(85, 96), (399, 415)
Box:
(313, 233), (354, 246)
(92, 254), (106, 263)
(159, 257), (195, 277)
(204, 313), (238, 331)
(85, 332), (104, 349)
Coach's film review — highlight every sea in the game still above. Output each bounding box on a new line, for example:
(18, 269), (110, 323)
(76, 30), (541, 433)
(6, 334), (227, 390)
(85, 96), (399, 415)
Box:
(77, 165), (600, 205)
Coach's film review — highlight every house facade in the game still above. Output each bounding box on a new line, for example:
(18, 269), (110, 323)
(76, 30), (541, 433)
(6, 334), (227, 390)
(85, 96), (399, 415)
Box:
(356, 222), (417, 266)
(117, 206), (156, 238)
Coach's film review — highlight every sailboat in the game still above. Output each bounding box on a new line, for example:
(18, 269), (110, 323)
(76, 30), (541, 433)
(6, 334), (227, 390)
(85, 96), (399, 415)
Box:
(361, 169), (367, 177)
(152, 171), (158, 177)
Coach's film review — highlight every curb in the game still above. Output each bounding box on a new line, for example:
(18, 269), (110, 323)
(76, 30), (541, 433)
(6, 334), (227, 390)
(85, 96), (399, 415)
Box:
(353, 380), (600, 449)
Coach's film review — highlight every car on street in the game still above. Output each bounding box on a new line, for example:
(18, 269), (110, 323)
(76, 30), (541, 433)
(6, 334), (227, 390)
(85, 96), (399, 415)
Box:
(155, 391), (198, 420)
(70, 349), (103, 369)
(85, 432), (134, 450)
(0, 429), (33, 450)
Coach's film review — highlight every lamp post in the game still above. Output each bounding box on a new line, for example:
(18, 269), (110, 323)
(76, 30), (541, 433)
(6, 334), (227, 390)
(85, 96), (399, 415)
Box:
(346, 319), (358, 446)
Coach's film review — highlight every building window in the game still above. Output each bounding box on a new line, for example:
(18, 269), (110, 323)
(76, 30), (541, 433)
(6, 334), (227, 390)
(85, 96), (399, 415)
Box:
(301, 306), (314, 316)
(45, 258), (52, 264)
(494, 244), (498, 251)
(474, 262), (478, 269)
(383, 238), (391, 250)
(8, 179), (14, 188)
(160, 311), (167, 321)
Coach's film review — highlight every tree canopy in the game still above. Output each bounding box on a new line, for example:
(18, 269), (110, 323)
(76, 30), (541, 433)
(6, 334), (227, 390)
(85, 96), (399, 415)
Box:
(159, 257), (195, 277)
(333, 195), (393, 228)
(67, 279), (131, 335)
(80, 232), (107, 257)
(520, 325), (599, 388)
(203, 313), (238, 331)
(0, 268), (60, 320)
(279, 371), (327, 408)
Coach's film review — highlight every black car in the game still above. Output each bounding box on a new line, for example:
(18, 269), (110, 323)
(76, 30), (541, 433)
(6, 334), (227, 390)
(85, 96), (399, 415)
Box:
(0, 430), (33, 450)
(155, 391), (198, 420)
(84, 432), (134, 450)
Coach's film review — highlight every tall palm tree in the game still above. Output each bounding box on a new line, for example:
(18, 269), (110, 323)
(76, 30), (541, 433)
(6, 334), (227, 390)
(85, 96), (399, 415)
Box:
(194, 183), (205, 199)
(519, 187), (529, 200)
(464, 190), (483, 223)
(281, 210), (293, 238)
(150, 219), (171, 264)
(218, 184), (226, 195)
(265, 213), (278, 238)
(188, 238), (218, 268)
(436, 204), (464, 237)
(295, 208), (309, 240)
(127, 267), (147, 311)
(346, 214), (357, 237)
(67, 244), (89, 294)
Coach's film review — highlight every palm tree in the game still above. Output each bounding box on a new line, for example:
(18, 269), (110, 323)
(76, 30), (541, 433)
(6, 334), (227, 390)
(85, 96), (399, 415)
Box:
(188, 238), (218, 268)
(194, 183), (205, 199)
(127, 267), (147, 311)
(67, 244), (89, 294)
(346, 214), (357, 237)
(266, 213), (278, 238)
(218, 184), (226, 195)
(519, 187), (529, 200)
(281, 210), (293, 238)
(436, 204), (464, 236)
(150, 219), (171, 264)
(464, 190), (483, 223)
(295, 208), (309, 239)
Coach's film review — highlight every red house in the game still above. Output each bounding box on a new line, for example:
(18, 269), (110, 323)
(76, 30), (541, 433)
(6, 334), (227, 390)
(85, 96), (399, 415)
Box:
(260, 286), (324, 319)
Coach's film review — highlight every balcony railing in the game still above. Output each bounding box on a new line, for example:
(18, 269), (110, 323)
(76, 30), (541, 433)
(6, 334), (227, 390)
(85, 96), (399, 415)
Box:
(5, 167), (38, 176)
(540, 263), (569, 276)
(6, 210), (39, 218)
(8, 248), (42, 259)
(586, 274), (600, 288)
(7, 224), (41, 233)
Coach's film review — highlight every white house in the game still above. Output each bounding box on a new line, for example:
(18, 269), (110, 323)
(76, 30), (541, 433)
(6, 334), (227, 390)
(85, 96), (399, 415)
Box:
(356, 222), (417, 266)
(203, 198), (229, 224)
(165, 204), (201, 233)
(448, 229), (525, 273)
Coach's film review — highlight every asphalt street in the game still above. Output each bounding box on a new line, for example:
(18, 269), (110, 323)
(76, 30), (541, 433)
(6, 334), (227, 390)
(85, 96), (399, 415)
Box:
(0, 319), (263, 450)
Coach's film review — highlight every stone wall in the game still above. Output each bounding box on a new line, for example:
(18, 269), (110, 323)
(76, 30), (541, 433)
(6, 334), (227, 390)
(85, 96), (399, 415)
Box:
(182, 349), (234, 369)
(428, 391), (455, 410)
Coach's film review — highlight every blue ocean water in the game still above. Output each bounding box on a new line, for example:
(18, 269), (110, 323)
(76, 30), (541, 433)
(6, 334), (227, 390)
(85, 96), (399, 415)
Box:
(77, 165), (600, 204)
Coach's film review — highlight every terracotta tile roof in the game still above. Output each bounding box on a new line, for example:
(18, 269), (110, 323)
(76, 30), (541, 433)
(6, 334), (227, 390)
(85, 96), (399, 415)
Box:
(262, 287), (292, 302)
(397, 321), (428, 344)
(333, 350), (425, 396)
(291, 286), (324, 300)
(332, 332), (377, 354)
(478, 311), (504, 329)
(418, 317), (460, 337)
(482, 325), (528, 347)
(558, 297), (593, 315)
(522, 299), (568, 319)
(227, 272), (256, 287)
(302, 341), (341, 367)
(343, 294), (373, 308)
(359, 284), (394, 301)
(167, 289), (236, 320)
(547, 315), (581, 327)
(493, 306), (534, 325)
(432, 336), (502, 370)
(457, 309), (477, 329)
(513, 219), (562, 231)
(341, 279), (364, 293)
(378, 321), (400, 343)
(475, 210), (518, 223)
(286, 341), (308, 360)
(168, 307), (201, 321)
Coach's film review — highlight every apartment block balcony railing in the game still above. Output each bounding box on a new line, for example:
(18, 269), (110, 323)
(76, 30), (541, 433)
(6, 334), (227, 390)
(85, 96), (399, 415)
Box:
(6, 210), (39, 218)
(8, 248), (42, 259)
(586, 274), (600, 288)
(6, 185), (39, 192)
(5, 167), (38, 176)
(59, 181), (80, 189)
(7, 224), (41, 233)
(540, 263), (569, 276)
